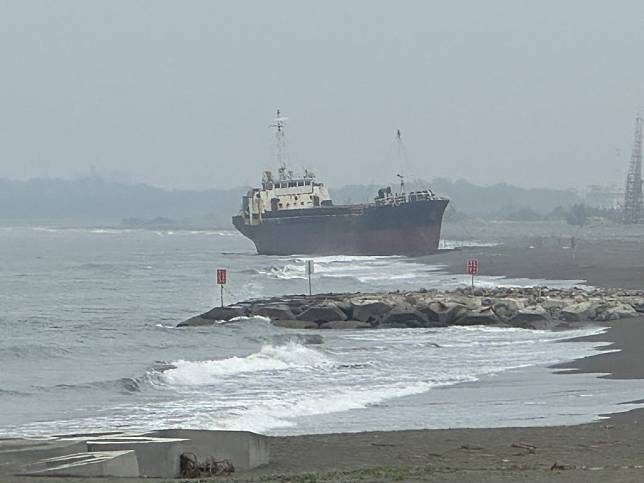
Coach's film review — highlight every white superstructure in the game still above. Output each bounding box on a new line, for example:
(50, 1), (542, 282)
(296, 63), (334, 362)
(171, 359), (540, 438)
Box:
(241, 170), (332, 224)
(240, 110), (332, 224)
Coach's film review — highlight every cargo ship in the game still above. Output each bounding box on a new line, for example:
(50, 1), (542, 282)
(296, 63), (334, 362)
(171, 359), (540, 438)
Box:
(232, 112), (449, 256)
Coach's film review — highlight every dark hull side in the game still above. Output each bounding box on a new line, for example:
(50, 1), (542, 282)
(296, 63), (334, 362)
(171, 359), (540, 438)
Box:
(232, 199), (449, 256)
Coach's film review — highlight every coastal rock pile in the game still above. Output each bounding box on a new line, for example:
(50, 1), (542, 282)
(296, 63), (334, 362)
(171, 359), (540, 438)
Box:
(178, 287), (644, 330)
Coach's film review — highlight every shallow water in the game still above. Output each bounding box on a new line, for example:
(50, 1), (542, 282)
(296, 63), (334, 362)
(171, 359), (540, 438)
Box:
(0, 226), (640, 437)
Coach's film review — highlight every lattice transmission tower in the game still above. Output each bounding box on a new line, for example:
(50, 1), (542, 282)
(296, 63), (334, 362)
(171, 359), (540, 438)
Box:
(624, 114), (644, 224)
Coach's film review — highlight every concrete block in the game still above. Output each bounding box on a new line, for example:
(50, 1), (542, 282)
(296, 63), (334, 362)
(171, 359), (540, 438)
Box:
(21, 450), (139, 477)
(0, 437), (88, 475)
(87, 436), (189, 478)
(147, 429), (269, 471)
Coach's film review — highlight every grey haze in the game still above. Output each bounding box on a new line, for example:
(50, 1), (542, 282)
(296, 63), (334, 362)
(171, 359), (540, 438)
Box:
(1, 0), (643, 190)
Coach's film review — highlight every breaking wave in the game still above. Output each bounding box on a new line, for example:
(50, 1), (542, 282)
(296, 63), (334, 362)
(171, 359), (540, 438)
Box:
(192, 381), (440, 433)
(258, 255), (442, 285)
(159, 342), (334, 386)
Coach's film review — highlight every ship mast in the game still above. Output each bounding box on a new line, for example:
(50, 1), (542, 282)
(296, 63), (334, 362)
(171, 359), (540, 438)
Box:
(396, 129), (407, 194)
(270, 109), (291, 180)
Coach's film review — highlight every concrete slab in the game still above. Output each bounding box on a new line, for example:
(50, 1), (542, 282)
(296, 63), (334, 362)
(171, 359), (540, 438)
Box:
(147, 429), (269, 471)
(86, 436), (189, 478)
(21, 450), (139, 477)
(0, 437), (88, 476)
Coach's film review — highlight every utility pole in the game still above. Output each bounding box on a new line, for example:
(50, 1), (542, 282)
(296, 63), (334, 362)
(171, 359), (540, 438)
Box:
(624, 114), (643, 224)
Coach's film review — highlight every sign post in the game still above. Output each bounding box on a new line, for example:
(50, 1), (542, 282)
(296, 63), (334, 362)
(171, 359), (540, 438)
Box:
(305, 260), (314, 296)
(467, 258), (478, 289)
(216, 269), (227, 307)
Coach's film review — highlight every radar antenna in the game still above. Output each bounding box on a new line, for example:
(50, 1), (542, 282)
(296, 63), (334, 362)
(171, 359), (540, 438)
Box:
(270, 109), (290, 180)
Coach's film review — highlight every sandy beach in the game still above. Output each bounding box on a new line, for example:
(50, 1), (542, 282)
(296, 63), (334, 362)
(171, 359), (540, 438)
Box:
(5, 226), (644, 482)
(235, 232), (644, 482)
(229, 320), (644, 482)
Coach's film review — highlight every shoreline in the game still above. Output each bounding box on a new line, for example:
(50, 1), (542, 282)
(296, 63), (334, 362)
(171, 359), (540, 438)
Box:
(235, 318), (644, 482)
(6, 229), (644, 481)
(424, 236), (644, 290)
(5, 320), (644, 482)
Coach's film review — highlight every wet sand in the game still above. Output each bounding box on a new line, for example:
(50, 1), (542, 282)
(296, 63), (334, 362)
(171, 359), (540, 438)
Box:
(435, 219), (644, 289)
(8, 228), (644, 482)
(427, 238), (644, 290)
(233, 319), (644, 482)
(231, 236), (644, 482)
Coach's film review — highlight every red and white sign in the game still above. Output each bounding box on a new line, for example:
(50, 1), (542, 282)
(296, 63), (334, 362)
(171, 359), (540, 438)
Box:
(467, 258), (479, 275)
(216, 269), (227, 285)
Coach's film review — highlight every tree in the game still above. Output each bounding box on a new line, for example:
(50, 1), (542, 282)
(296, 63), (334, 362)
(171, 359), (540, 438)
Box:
(566, 204), (588, 226)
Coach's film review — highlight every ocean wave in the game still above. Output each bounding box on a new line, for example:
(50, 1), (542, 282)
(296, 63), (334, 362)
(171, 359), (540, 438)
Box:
(191, 380), (440, 433)
(257, 254), (441, 284)
(229, 315), (271, 323)
(160, 342), (333, 386)
(267, 333), (325, 346)
(0, 388), (30, 397)
(32, 370), (168, 395)
(0, 344), (72, 360)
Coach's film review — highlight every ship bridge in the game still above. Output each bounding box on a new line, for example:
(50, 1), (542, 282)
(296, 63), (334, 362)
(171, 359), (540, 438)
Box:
(240, 170), (333, 225)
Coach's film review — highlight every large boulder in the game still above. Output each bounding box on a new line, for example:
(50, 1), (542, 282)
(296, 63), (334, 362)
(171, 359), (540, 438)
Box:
(351, 299), (393, 322)
(297, 304), (348, 323)
(202, 306), (248, 321)
(560, 301), (599, 321)
(514, 305), (550, 323)
(333, 299), (354, 319)
(422, 301), (468, 324)
(492, 299), (520, 320)
(272, 319), (319, 329)
(595, 303), (638, 321)
(541, 299), (567, 309)
(629, 298), (644, 313)
(177, 316), (215, 328)
(320, 320), (371, 329)
(522, 319), (559, 330)
(454, 309), (499, 326)
(381, 308), (428, 328)
(251, 304), (295, 320)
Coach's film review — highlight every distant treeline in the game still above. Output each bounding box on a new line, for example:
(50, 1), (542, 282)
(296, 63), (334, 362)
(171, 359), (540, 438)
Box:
(331, 178), (580, 216)
(0, 177), (245, 227)
(0, 176), (592, 227)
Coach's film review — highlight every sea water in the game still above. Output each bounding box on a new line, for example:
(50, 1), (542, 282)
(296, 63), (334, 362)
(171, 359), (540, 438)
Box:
(1, 226), (643, 437)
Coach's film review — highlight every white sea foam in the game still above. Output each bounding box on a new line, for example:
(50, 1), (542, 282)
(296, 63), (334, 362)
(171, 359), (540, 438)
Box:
(259, 254), (442, 284)
(256, 253), (587, 290)
(439, 239), (500, 249)
(191, 381), (440, 432)
(161, 342), (333, 386)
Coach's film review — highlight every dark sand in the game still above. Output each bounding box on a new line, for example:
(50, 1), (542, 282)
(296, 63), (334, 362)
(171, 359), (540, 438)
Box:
(426, 238), (644, 290)
(230, 237), (644, 482)
(10, 322), (644, 482)
(8, 231), (644, 482)
(232, 320), (644, 482)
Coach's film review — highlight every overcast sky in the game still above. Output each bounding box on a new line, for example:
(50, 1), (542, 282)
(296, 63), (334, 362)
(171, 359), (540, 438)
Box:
(1, 1), (643, 190)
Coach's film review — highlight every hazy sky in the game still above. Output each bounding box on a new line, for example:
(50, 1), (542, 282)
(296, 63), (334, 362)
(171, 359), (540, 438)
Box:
(1, 1), (644, 190)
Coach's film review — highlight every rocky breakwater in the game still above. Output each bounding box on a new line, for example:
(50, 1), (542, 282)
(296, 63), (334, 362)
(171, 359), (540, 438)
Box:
(177, 287), (644, 330)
